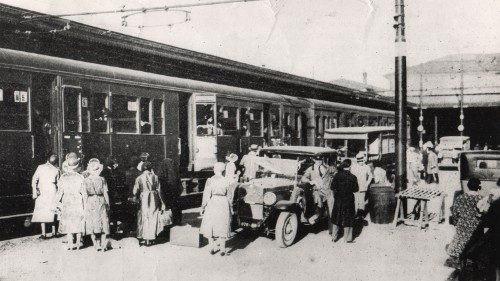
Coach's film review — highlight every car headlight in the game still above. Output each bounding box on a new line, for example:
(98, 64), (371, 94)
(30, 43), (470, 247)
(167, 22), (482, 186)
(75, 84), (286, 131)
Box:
(263, 192), (277, 205)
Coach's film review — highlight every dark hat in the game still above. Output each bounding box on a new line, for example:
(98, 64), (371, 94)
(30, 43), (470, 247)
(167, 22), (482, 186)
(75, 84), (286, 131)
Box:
(467, 177), (481, 191)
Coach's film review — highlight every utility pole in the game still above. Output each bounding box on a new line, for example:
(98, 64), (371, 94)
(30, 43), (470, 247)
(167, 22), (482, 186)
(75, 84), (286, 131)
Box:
(458, 67), (465, 137)
(418, 74), (424, 149)
(393, 0), (407, 192)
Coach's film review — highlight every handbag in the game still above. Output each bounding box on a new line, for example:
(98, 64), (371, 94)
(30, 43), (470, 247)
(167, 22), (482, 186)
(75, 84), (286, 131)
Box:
(158, 209), (173, 231)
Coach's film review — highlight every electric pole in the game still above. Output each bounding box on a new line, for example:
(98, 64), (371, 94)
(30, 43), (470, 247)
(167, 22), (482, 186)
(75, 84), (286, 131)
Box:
(394, 0), (407, 192)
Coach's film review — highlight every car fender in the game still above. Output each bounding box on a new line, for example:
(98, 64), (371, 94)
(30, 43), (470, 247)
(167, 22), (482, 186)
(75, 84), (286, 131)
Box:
(274, 200), (302, 213)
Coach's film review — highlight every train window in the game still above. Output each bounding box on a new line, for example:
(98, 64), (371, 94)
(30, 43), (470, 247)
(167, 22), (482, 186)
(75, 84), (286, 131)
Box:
(295, 114), (301, 138)
(249, 108), (262, 136)
(153, 99), (164, 134)
(140, 97), (152, 134)
(81, 90), (90, 132)
(217, 105), (238, 136)
(196, 104), (215, 136)
(0, 83), (30, 131)
(63, 87), (80, 132)
(315, 116), (320, 134)
(112, 94), (138, 134)
(92, 92), (109, 133)
(270, 110), (280, 137)
(331, 117), (338, 128)
(240, 107), (250, 136)
(338, 112), (347, 128)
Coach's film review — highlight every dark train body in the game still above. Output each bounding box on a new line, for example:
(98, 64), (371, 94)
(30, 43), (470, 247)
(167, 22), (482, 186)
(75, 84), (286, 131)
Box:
(0, 48), (395, 219)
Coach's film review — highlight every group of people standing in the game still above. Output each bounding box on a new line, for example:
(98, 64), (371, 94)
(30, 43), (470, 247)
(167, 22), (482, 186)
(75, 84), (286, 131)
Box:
(406, 141), (440, 186)
(32, 154), (111, 250)
(31, 152), (170, 251)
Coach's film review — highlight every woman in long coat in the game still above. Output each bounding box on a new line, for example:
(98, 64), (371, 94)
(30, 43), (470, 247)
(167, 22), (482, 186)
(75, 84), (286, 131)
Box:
(83, 158), (111, 251)
(133, 161), (166, 246)
(57, 157), (85, 250)
(31, 154), (60, 239)
(447, 178), (483, 259)
(330, 159), (359, 243)
(200, 162), (233, 256)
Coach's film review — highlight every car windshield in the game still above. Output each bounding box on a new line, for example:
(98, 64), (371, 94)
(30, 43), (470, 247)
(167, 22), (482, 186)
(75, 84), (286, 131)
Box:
(462, 155), (500, 180)
(253, 156), (303, 179)
(472, 159), (500, 180)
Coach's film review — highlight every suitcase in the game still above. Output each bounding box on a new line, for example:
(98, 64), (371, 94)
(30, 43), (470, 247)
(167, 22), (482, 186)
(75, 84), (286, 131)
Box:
(169, 224), (206, 248)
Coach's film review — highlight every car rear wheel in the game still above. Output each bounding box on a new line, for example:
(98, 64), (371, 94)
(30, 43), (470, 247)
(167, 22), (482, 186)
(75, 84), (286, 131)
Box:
(275, 212), (298, 248)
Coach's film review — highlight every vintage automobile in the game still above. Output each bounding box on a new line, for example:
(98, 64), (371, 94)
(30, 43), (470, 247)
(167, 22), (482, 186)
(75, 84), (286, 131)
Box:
(438, 136), (470, 168)
(459, 150), (500, 196)
(323, 126), (395, 179)
(233, 146), (337, 247)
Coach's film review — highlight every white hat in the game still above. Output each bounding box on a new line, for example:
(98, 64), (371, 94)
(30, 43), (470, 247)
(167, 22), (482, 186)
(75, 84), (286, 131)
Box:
(356, 152), (366, 161)
(249, 144), (259, 151)
(225, 153), (238, 162)
(424, 141), (434, 148)
(86, 158), (103, 175)
(63, 157), (81, 173)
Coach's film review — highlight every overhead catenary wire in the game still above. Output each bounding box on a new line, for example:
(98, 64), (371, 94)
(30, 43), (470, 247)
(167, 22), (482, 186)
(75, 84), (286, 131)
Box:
(22, 0), (264, 20)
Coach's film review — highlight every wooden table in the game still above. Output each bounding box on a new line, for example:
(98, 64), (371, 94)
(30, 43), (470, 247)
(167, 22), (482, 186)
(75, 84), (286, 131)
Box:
(392, 186), (446, 229)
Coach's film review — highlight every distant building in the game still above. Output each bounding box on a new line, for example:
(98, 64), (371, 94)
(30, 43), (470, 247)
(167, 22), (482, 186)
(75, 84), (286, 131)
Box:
(385, 54), (500, 148)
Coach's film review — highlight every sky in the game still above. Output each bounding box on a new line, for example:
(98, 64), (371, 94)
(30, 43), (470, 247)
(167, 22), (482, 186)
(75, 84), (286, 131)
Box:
(1, 0), (499, 88)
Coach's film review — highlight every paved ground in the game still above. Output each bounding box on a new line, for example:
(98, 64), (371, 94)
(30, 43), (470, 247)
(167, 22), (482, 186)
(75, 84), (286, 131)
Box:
(0, 170), (463, 281)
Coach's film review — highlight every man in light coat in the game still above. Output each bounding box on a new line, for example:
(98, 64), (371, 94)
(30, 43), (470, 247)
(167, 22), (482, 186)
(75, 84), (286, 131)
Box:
(31, 154), (61, 239)
(240, 144), (259, 181)
(350, 152), (373, 218)
(426, 143), (439, 184)
(301, 155), (336, 225)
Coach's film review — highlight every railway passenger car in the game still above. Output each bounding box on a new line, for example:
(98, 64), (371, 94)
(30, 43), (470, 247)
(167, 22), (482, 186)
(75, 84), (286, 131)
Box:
(0, 47), (394, 220)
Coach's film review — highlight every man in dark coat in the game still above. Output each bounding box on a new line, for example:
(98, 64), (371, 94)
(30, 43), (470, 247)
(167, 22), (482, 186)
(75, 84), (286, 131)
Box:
(330, 159), (359, 243)
(156, 158), (183, 225)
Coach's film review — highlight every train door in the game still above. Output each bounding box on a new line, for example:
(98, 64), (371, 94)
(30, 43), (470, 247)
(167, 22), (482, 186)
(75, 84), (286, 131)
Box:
(188, 93), (217, 171)
(52, 77), (89, 163)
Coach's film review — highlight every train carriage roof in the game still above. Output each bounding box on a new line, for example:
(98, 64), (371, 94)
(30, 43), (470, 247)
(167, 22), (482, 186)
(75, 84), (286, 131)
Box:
(0, 3), (414, 110)
(0, 47), (296, 104)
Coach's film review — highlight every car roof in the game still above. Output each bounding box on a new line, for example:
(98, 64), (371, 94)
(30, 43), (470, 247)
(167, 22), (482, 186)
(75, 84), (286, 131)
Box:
(260, 146), (337, 155)
(440, 136), (470, 141)
(324, 126), (395, 134)
(461, 150), (500, 157)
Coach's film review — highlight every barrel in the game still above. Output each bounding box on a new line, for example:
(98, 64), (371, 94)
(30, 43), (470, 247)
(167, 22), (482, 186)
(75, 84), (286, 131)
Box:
(368, 184), (397, 224)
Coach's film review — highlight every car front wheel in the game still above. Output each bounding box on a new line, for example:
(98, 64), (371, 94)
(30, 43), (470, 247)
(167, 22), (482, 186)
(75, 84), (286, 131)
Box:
(275, 212), (298, 248)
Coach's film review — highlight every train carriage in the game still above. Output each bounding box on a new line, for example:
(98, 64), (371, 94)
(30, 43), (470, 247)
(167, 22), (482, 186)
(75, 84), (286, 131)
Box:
(0, 47), (395, 220)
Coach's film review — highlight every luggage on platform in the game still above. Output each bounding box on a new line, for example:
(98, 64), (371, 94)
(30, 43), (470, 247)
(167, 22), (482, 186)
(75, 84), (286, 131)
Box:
(169, 224), (205, 248)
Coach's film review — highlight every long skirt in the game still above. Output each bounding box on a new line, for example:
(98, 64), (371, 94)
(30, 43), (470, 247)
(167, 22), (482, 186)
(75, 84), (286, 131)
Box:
(137, 192), (161, 240)
(331, 197), (355, 228)
(84, 196), (110, 234)
(60, 194), (84, 234)
(200, 196), (231, 239)
(32, 188), (57, 223)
